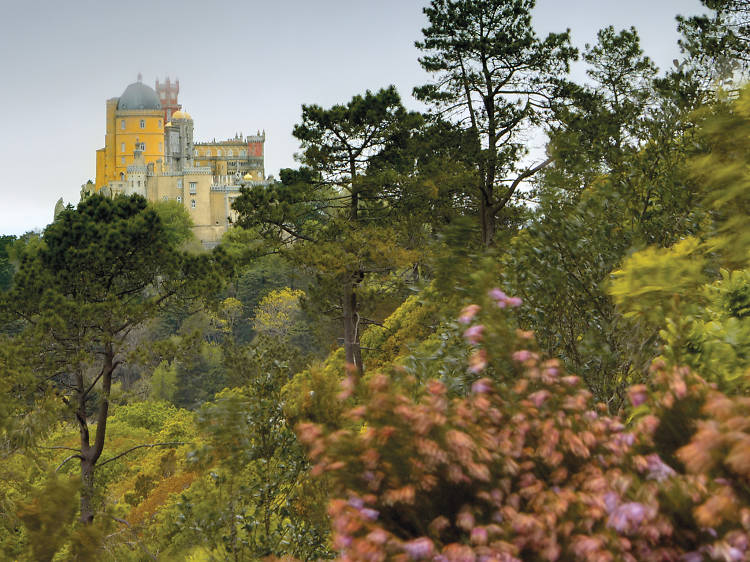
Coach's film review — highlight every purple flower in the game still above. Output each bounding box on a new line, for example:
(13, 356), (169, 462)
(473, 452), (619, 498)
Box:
(403, 537), (435, 559)
(347, 496), (364, 510)
(645, 454), (675, 482)
(607, 502), (648, 532)
(507, 296), (522, 307)
(604, 491), (619, 513)
(463, 324), (484, 344)
(488, 288), (507, 302)
(361, 508), (379, 521)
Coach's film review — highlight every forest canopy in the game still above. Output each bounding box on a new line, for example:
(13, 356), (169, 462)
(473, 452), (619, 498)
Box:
(3, 0), (750, 560)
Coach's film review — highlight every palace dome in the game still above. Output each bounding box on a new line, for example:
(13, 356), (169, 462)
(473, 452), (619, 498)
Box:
(172, 110), (192, 120)
(117, 81), (161, 110)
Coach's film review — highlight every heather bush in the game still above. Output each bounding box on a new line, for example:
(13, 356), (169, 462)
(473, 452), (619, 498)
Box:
(296, 291), (750, 561)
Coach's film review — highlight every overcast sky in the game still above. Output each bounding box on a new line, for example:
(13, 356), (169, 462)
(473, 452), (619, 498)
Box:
(0, 0), (708, 235)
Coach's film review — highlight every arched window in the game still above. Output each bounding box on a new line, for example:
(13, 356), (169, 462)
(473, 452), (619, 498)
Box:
(140, 119), (145, 129)
(120, 172), (125, 181)
(163, 196), (168, 201)
(206, 149), (211, 157)
(191, 199), (196, 208)
(240, 149), (247, 157)
(217, 149), (223, 156)
(227, 149), (233, 157)
(177, 196), (182, 203)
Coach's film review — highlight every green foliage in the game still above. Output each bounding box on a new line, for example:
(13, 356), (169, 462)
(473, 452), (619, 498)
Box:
(149, 360), (178, 402)
(0, 235), (15, 291)
(157, 339), (331, 560)
(151, 199), (196, 248)
(415, 0), (577, 245)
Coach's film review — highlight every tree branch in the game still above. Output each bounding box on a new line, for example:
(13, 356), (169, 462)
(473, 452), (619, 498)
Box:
(98, 442), (191, 467)
(56, 453), (83, 473)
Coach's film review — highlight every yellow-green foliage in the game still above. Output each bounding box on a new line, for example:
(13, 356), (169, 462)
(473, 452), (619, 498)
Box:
(253, 287), (305, 339)
(660, 269), (750, 393)
(282, 348), (347, 429)
(609, 237), (706, 324)
(360, 283), (445, 369)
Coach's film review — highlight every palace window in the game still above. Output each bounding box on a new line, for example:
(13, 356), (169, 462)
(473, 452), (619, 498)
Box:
(206, 150), (211, 157)
(217, 150), (223, 156)
(191, 199), (196, 208)
(240, 149), (246, 157)
(177, 196), (182, 203)
(121, 156), (125, 164)
(189, 182), (197, 194)
(120, 142), (125, 152)
(120, 119), (125, 130)
(140, 119), (145, 129)
(177, 179), (183, 188)
(163, 196), (168, 201)
(158, 120), (162, 128)
(227, 149), (233, 157)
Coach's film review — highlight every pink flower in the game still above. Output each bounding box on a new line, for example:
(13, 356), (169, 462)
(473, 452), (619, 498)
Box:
(489, 288), (522, 309)
(628, 384), (648, 407)
(471, 378), (492, 394)
(402, 537), (435, 559)
(458, 304), (481, 324)
(512, 350), (533, 362)
(468, 349), (488, 373)
(367, 529), (388, 545)
(507, 296), (522, 307)
(470, 526), (488, 545)
(528, 390), (550, 407)
(463, 324), (484, 344)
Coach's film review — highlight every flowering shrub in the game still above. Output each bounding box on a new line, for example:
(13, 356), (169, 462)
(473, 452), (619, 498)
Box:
(296, 291), (750, 561)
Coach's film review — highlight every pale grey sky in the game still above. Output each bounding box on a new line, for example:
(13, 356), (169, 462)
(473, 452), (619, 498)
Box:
(0, 0), (707, 234)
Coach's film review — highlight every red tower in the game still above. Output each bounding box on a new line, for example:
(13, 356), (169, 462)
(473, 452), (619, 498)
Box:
(155, 76), (181, 123)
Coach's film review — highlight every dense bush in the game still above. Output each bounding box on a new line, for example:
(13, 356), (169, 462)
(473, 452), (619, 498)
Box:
(297, 294), (750, 561)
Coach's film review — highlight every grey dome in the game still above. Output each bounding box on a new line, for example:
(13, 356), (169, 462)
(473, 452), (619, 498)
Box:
(117, 82), (161, 110)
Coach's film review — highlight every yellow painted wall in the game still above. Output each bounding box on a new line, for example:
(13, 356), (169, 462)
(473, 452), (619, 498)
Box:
(95, 105), (164, 190)
(113, 110), (164, 181)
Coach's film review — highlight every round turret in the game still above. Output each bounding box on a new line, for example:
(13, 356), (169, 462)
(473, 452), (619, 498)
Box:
(117, 80), (161, 111)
